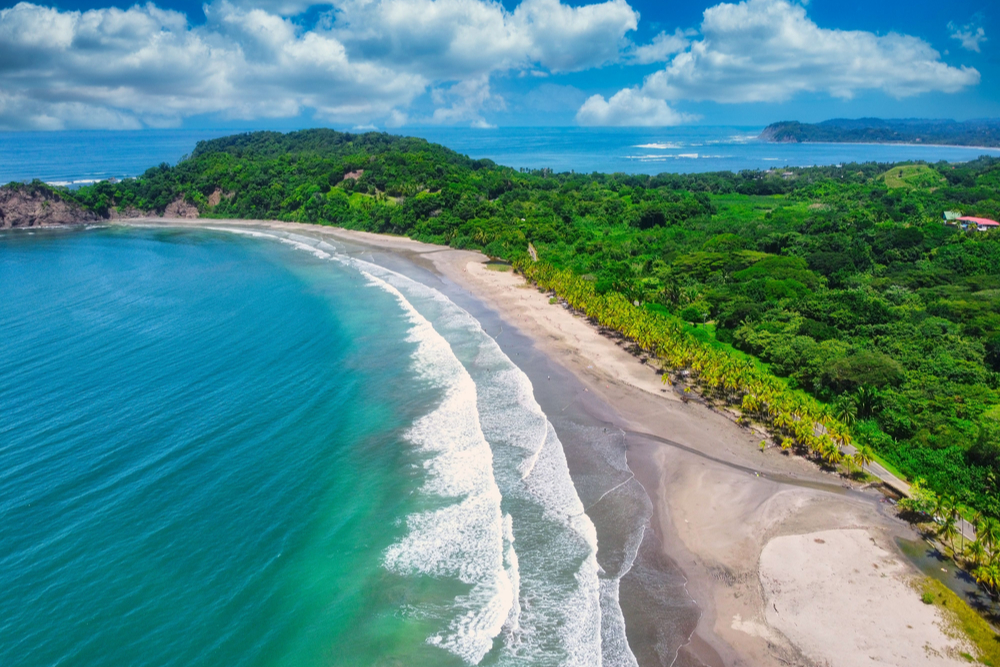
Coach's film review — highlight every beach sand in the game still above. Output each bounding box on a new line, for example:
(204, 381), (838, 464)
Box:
(133, 220), (972, 667)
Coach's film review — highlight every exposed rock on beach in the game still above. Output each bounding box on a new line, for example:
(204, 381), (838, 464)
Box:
(0, 184), (202, 227)
(0, 183), (100, 228)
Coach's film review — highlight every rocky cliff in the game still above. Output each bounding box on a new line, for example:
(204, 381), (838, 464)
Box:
(0, 184), (203, 228)
(0, 183), (100, 228)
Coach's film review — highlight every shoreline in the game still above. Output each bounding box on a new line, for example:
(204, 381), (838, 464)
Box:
(109, 219), (982, 664)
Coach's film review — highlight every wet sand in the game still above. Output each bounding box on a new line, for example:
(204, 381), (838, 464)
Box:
(130, 220), (972, 667)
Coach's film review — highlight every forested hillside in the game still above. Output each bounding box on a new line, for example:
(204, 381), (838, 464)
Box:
(70, 129), (1000, 517)
(761, 118), (1000, 147)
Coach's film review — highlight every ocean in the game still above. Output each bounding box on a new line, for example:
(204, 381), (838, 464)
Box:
(1, 225), (682, 666)
(2, 126), (1000, 186)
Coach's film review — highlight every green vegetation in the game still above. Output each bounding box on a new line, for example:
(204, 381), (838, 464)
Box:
(881, 164), (947, 190)
(918, 577), (1000, 665)
(64, 128), (1000, 519)
(761, 118), (1000, 148)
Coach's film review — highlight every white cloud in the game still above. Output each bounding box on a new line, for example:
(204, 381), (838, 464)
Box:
(429, 75), (504, 126)
(386, 109), (409, 127)
(513, 0), (638, 72)
(630, 28), (690, 64)
(330, 0), (637, 78)
(0, 0), (639, 129)
(227, 0), (325, 17)
(0, 1), (428, 129)
(949, 17), (987, 53)
(576, 88), (690, 126)
(576, 0), (982, 124)
(640, 0), (980, 103)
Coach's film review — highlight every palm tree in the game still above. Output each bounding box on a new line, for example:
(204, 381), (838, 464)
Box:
(853, 385), (881, 419)
(980, 518), (1000, 554)
(952, 504), (967, 552)
(939, 515), (960, 554)
(965, 539), (986, 568)
(933, 493), (953, 523)
(824, 443), (844, 467)
(834, 398), (857, 427)
(973, 562), (1000, 598)
(852, 444), (875, 474)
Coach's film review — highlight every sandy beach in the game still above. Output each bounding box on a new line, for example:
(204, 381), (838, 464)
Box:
(132, 219), (973, 666)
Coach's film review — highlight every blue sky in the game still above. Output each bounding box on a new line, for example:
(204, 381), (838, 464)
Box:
(0, 0), (994, 129)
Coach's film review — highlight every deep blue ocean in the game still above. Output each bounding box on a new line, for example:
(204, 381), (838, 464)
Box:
(3, 126), (1000, 185)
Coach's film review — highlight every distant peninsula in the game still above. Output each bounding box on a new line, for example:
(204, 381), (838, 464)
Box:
(760, 118), (1000, 148)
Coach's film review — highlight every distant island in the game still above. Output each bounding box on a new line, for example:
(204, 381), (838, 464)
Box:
(760, 118), (1000, 147)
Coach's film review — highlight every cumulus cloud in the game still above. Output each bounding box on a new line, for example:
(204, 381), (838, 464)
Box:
(949, 16), (987, 53)
(0, 0), (638, 129)
(330, 0), (637, 78)
(576, 88), (690, 126)
(630, 29), (690, 64)
(514, 0), (638, 72)
(649, 0), (980, 102)
(579, 0), (981, 124)
(0, 1), (427, 129)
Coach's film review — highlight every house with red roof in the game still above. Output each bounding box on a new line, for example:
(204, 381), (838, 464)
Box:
(958, 216), (1000, 231)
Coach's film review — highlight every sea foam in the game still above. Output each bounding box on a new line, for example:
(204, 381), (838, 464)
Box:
(350, 257), (612, 666)
(357, 270), (515, 665)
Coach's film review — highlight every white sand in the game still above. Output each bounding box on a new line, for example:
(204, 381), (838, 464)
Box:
(760, 529), (970, 667)
(451, 257), (678, 401)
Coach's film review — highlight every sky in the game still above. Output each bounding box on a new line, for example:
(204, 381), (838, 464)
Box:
(0, 0), (995, 130)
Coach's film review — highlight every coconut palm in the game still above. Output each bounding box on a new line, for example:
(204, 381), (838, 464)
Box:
(953, 504), (968, 552)
(939, 515), (960, 554)
(851, 444), (874, 472)
(853, 385), (881, 419)
(518, 261), (859, 485)
(823, 442), (844, 467)
(965, 539), (987, 568)
(973, 562), (1000, 598)
(933, 493), (953, 523)
(980, 518), (1000, 553)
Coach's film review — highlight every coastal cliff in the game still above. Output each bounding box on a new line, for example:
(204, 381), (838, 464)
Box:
(0, 182), (198, 228)
(0, 183), (100, 228)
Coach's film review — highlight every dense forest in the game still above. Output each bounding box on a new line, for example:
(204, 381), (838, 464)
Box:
(66, 128), (1000, 520)
(761, 118), (1000, 147)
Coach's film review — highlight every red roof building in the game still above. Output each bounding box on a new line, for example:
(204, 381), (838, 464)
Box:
(958, 216), (1000, 230)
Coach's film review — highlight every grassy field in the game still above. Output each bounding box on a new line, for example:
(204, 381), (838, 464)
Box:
(919, 577), (1000, 665)
(880, 164), (947, 189)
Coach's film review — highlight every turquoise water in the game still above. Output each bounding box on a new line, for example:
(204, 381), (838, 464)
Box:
(0, 227), (431, 665)
(0, 226), (626, 666)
